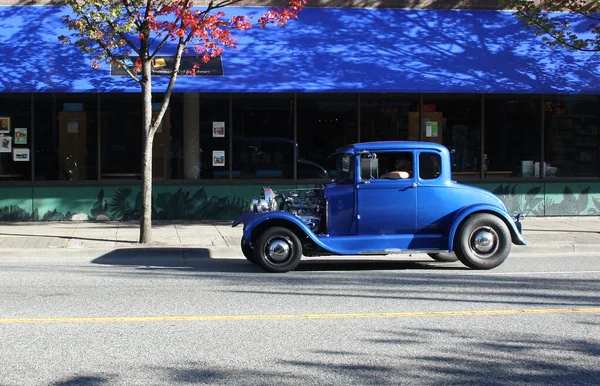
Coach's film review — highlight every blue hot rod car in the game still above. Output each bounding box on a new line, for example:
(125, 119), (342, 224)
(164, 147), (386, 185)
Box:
(232, 141), (525, 273)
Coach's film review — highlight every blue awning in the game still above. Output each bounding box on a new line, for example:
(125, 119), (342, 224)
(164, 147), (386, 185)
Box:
(0, 6), (599, 94)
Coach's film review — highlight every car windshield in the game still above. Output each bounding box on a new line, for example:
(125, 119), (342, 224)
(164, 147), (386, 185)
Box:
(335, 154), (354, 183)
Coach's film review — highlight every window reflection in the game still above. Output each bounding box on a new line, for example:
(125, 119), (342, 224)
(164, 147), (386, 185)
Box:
(0, 94), (32, 181)
(100, 94), (142, 179)
(360, 94), (418, 142)
(231, 94), (296, 179)
(298, 94), (357, 179)
(484, 95), (541, 178)
(423, 94), (481, 179)
(32, 93), (98, 181)
(544, 95), (599, 177)
(197, 94), (229, 179)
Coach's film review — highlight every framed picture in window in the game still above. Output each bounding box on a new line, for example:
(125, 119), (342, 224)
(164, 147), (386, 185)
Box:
(212, 150), (225, 167)
(0, 117), (9, 134)
(0, 135), (12, 153)
(13, 148), (29, 161)
(212, 121), (225, 137)
(14, 128), (27, 144)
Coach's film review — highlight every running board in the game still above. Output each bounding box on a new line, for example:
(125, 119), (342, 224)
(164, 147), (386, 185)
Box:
(358, 249), (451, 255)
(358, 249), (402, 255)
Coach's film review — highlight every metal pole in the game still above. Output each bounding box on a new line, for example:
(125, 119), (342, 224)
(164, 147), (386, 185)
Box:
(229, 93), (233, 180)
(357, 94), (361, 142)
(97, 94), (101, 180)
(419, 93), (423, 142)
(30, 93), (35, 182)
(540, 94), (545, 178)
(293, 93), (297, 180)
(480, 93), (485, 179)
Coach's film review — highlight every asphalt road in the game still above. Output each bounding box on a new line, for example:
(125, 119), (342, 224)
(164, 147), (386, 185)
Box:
(1, 251), (599, 385)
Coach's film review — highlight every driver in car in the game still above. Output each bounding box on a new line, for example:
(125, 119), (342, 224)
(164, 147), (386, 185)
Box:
(380, 157), (412, 179)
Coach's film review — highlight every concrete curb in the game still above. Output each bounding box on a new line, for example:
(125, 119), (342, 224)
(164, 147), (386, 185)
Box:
(511, 244), (600, 256)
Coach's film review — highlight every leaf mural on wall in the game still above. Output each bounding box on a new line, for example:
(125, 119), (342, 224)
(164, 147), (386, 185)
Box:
(0, 205), (32, 221)
(105, 187), (234, 221)
(204, 196), (229, 218)
(523, 186), (544, 216)
(214, 196), (248, 220)
(42, 209), (66, 221)
(186, 188), (208, 219)
(90, 189), (109, 220)
(109, 187), (139, 220)
(559, 186), (591, 214)
(576, 187), (591, 213)
(170, 189), (188, 218)
(492, 184), (524, 215)
(546, 186), (592, 215)
(205, 195), (248, 220)
(155, 188), (188, 220)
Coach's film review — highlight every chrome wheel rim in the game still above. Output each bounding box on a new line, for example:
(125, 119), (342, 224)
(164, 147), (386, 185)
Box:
(264, 235), (293, 265)
(468, 226), (499, 258)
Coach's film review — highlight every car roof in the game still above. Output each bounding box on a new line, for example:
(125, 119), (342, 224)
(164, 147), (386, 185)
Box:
(335, 141), (448, 154)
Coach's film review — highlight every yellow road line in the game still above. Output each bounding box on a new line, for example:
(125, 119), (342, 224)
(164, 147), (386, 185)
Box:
(1, 307), (600, 324)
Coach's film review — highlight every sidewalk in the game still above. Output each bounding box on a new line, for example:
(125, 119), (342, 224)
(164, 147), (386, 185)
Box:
(0, 217), (599, 257)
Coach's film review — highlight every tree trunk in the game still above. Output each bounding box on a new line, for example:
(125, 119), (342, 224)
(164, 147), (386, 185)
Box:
(139, 58), (154, 244)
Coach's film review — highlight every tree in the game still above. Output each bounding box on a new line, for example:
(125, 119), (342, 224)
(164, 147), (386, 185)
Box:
(59, 0), (306, 243)
(503, 0), (600, 51)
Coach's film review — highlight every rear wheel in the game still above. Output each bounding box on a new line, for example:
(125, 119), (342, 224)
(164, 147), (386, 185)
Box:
(427, 252), (459, 262)
(454, 213), (511, 270)
(254, 227), (302, 273)
(241, 238), (257, 264)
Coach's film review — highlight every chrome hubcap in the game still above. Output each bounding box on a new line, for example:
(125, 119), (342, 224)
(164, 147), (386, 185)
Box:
(265, 236), (292, 264)
(469, 227), (499, 258)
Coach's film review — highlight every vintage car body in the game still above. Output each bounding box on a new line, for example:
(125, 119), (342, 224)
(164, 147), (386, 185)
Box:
(233, 141), (525, 273)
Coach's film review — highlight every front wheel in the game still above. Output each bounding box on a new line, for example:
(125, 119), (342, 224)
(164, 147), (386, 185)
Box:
(254, 227), (302, 273)
(241, 238), (257, 264)
(454, 213), (511, 270)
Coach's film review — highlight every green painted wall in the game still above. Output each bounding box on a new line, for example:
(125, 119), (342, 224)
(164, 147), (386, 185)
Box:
(0, 187), (34, 221)
(1, 181), (600, 221)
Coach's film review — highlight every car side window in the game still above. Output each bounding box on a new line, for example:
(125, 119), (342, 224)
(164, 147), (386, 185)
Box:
(419, 152), (441, 180)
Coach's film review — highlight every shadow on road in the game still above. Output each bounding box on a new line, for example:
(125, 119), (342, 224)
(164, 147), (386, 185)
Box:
(91, 248), (464, 273)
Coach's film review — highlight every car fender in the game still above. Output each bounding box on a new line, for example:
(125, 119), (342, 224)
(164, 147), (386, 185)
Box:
(232, 212), (256, 228)
(234, 211), (346, 254)
(448, 204), (526, 251)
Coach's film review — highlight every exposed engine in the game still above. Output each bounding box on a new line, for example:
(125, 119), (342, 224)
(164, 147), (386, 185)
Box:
(249, 186), (326, 232)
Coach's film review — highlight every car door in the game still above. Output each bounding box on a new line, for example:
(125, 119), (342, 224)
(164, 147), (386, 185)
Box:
(356, 151), (417, 235)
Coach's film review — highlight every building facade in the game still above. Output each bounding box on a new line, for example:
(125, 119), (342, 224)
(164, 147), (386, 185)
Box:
(1, 2), (599, 221)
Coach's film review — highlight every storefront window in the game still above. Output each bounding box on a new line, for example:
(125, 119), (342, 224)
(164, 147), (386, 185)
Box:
(33, 94), (98, 181)
(423, 94), (481, 179)
(544, 95), (599, 178)
(359, 94), (419, 142)
(100, 94), (142, 179)
(297, 94), (357, 179)
(484, 95), (542, 178)
(197, 94), (230, 179)
(33, 94), (56, 181)
(231, 94), (295, 179)
(0, 94), (32, 181)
